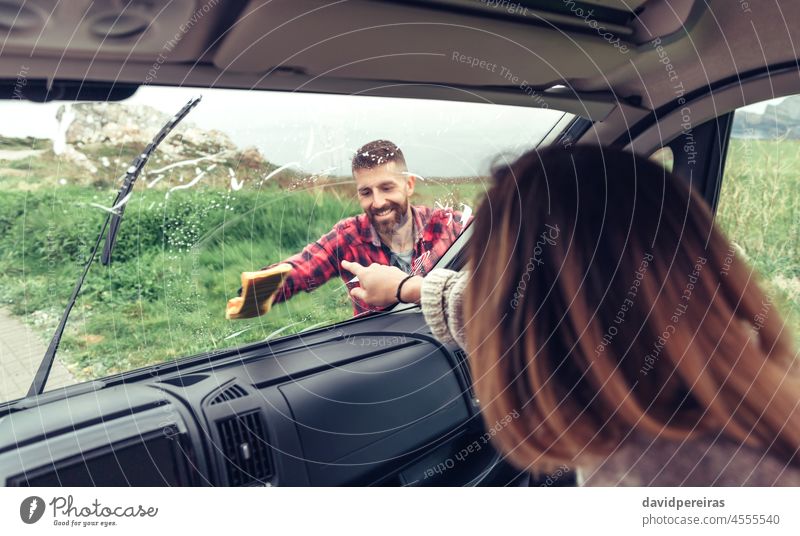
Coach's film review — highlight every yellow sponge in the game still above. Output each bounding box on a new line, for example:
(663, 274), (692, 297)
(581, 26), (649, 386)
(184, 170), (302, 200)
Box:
(226, 263), (292, 319)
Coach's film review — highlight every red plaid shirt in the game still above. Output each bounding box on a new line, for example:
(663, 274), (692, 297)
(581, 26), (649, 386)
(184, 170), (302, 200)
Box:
(266, 205), (471, 315)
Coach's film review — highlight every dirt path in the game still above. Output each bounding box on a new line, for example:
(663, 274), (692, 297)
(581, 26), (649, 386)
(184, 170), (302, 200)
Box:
(0, 149), (43, 161)
(0, 308), (77, 403)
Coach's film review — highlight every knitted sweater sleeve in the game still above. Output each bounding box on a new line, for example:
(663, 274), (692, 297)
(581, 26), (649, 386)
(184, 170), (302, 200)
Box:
(419, 269), (469, 349)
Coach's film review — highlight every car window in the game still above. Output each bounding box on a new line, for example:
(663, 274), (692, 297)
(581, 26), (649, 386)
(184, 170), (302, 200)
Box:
(0, 86), (569, 402)
(716, 95), (800, 339)
(649, 146), (674, 172)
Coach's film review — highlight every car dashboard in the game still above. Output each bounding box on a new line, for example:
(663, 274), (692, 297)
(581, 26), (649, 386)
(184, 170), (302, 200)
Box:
(0, 312), (496, 487)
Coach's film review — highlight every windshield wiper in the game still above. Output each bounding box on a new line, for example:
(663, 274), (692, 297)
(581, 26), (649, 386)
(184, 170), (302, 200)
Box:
(102, 95), (202, 264)
(26, 96), (202, 398)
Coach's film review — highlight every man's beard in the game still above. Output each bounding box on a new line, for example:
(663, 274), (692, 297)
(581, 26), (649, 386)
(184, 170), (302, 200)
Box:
(369, 199), (409, 236)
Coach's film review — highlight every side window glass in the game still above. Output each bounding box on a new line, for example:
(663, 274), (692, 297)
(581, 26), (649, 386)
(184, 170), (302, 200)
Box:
(716, 95), (800, 338)
(649, 146), (674, 172)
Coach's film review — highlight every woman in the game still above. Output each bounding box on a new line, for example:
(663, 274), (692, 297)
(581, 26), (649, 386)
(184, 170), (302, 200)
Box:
(342, 144), (800, 485)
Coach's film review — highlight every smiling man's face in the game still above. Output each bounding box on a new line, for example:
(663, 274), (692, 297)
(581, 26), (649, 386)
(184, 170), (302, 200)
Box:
(354, 160), (416, 236)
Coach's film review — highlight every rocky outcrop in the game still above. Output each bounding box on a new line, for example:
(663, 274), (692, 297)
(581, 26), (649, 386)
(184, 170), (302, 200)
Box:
(58, 145), (98, 175)
(731, 96), (800, 139)
(238, 145), (266, 168)
(47, 102), (272, 185)
(59, 102), (237, 156)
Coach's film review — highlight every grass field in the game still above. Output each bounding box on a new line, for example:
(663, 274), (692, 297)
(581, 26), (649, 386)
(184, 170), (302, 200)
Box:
(716, 138), (800, 336)
(0, 156), (486, 381)
(0, 137), (797, 387)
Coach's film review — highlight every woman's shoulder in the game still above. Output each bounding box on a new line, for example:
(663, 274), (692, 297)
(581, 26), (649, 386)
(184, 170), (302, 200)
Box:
(580, 432), (800, 486)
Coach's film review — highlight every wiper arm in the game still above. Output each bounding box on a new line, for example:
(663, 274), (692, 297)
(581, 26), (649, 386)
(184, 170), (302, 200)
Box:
(26, 96), (202, 398)
(102, 95), (202, 265)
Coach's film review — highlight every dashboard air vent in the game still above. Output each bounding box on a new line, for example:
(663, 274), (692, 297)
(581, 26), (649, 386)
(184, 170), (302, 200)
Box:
(216, 411), (273, 486)
(209, 384), (248, 405)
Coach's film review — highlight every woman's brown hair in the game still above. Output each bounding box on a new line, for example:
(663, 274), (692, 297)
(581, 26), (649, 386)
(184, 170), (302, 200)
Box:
(464, 145), (799, 472)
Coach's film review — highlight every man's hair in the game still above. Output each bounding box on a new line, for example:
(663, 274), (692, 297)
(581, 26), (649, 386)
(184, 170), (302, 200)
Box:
(352, 140), (407, 172)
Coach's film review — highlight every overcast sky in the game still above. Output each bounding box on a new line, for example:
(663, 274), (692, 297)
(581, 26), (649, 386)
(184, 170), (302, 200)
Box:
(0, 86), (568, 177)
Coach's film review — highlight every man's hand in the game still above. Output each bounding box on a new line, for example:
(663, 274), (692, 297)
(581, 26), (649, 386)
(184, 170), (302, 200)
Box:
(341, 260), (409, 306)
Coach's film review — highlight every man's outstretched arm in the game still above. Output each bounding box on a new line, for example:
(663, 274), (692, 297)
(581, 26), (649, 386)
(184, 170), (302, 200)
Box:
(251, 226), (344, 304)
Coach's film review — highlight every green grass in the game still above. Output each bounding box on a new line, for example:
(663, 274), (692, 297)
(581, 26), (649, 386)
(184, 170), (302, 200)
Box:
(2, 137), (796, 387)
(0, 174), (485, 381)
(716, 138), (800, 336)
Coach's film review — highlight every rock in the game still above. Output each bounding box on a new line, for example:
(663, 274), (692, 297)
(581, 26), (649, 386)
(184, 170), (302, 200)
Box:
(731, 95), (800, 139)
(58, 102), (236, 157)
(57, 145), (98, 174)
(238, 145), (266, 168)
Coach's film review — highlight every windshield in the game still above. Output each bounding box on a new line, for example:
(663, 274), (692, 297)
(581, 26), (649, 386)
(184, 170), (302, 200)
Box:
(0, 86), (569, 403)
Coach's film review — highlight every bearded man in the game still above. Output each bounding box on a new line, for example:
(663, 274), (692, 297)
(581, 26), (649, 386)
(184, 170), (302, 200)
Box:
(260, 139), (470, 315)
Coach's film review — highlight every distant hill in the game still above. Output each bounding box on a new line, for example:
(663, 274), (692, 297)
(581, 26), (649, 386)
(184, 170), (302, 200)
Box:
(731, 96), (800, 139)
(0, 135), (52, 151)
(0, 102), (306, 190)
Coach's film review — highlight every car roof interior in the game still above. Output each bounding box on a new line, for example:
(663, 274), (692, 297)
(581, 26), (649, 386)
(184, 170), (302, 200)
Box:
(1, 0), (798, 124)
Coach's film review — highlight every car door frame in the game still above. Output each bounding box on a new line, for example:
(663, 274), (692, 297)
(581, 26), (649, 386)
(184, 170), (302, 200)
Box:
(615, 64), (800, 210)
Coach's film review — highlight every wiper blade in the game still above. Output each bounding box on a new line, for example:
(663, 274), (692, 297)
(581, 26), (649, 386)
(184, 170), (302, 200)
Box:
(102, 95), (202, 265)
(26, 96), (202, 398)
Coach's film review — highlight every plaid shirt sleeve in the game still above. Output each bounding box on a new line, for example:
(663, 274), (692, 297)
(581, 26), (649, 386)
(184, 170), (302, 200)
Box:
(451, 211), (472, 237)
(260, 223), (349, 304)
(441, 209), (473, 246)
